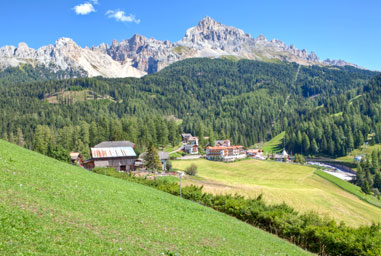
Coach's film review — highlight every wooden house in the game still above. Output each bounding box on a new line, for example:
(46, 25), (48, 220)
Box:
(84, 141), (137, 171)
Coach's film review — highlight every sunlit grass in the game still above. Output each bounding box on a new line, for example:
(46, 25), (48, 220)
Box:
(173, 159), (381, 227)
(0, 140), (309, 255)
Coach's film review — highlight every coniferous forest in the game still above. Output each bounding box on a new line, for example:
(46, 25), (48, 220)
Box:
(0, 58), (380, 160)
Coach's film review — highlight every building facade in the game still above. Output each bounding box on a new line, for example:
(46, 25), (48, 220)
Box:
(184, 136), (199, 154)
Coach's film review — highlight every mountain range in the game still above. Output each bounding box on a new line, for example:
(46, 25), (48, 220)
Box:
(0, 16), (358, 78)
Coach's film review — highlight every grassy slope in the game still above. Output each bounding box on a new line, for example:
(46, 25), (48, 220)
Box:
(315, 170), (381, 208)
(173, 159), (381, 227)
(263, 131), (285, 154)
(0, 140), (309, 256)
(337, 144), (381, 162)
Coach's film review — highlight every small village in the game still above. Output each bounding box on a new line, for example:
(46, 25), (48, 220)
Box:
(70, 132), (291, 175)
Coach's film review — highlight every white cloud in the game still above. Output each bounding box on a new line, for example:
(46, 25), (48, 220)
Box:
(73, 3), (95, 15)
(106, 10), (140, 24)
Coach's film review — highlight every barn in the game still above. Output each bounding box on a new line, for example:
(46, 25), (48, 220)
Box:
(84, 141), (137, 171)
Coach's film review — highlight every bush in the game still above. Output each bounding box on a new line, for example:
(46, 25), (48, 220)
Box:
(185, 163), (198, 176)
(294, 154), (306, 165)
(166, 160), (173, 171)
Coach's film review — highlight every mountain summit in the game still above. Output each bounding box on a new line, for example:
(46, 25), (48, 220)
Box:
(0, 17), (357, 78)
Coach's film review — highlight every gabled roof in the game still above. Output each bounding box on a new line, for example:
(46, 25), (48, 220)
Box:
(69, 152), (81, 160)
(91, 147), (136, 158)
(94, 141), (135, 148)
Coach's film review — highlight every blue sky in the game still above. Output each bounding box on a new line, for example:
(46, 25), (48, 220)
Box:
(1, 0), (380, 70)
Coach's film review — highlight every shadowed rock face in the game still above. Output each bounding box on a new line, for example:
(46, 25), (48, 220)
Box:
(0, 16), (359, 78)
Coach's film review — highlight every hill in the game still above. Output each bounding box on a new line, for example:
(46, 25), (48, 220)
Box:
(173, 159), (381, 227)
(0, 140), (310, 255)
(1, 58), (379, 160)
(337, 143), (381, 163)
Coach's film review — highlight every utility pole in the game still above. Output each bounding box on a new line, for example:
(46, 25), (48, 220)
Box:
(178, 171), (184, 198)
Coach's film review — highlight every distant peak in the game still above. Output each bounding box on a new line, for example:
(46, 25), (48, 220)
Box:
(256, 34), (267, 41)
(17, 42), (29, 49)
(55, 37), (76, 47)
(199, 16), (217, 24)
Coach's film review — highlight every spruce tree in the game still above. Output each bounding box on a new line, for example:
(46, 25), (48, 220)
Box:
(144, 143), (161, 172)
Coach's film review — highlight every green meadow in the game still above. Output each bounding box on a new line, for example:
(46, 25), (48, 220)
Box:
(0, 140), (309, 255)
(173, 159), (381, 227)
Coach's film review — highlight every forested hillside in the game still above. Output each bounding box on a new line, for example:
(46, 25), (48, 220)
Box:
(0, 64), (84, 86)
(0, 58), (379, 159)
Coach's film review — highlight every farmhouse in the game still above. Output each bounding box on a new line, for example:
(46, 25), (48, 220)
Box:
(70, 152), (83, 166)
(84, 141), (137, 171)
(206, 145), (246, 161)
(184, 136), (199, 154)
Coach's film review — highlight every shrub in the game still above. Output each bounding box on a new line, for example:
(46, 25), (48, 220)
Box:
(185, 163), (198, 176)
(166, 160), (173, 171)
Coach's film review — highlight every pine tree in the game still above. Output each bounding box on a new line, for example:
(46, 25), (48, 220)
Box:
(374, 173), (381, 190)
(1, 131), (8, 141)
(311, 138), (318, 154)
(8, 132), (15, 144)
(17, 128), (25, 147)
(302, 133), (310, 154)
(144, 143), (161, 172)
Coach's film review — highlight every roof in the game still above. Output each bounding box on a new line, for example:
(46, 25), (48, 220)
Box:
(247, 149), (260, 153)
(139, 151), (169, 161)
(181, 133), (192, 137)
(94, 141), (135, 148)
(158, 151), (169, 160)
(69, 152), (81, 160)
(91, 147), (136, 158)
(207, 145), (244, 150)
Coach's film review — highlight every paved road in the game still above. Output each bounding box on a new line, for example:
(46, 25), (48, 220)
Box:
(307, 161), (356, 181)
(177, 154), (202, 160)
(169, 143), (184, 154)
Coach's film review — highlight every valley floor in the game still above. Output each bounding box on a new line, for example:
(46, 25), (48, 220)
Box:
(173, 159), (381, 227)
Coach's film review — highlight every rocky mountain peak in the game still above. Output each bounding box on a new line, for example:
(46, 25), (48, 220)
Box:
(55, 37), (77, 48)
(197, 16), (220, 29)
(0, 16), (360, 78)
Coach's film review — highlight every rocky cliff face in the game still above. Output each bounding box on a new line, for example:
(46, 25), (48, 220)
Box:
(0, 16), (358, 78)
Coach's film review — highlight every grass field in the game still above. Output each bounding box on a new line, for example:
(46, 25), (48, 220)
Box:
(337, 143), (381, 162)
(315, 169), (381, 208)
(173, 159), (381, 227)
(46, 89), (115, 104)
(163, 142), (182, 153)
(263, 131), (285, 154)
(0, 140), (310, 255)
